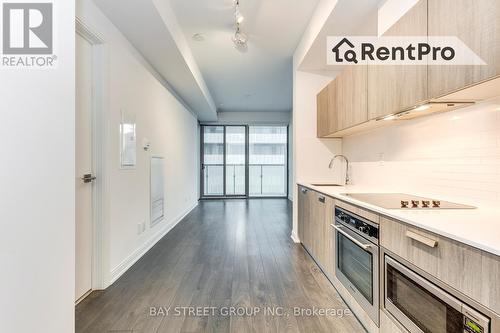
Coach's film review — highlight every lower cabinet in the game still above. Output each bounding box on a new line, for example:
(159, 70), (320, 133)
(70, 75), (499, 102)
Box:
(297, 186), (335, 276)
(297, 186), (310, 250)
(381, 216), (500, 314)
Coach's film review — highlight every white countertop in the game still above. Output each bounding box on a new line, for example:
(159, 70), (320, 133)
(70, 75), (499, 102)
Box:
(298, 182), (500, 257)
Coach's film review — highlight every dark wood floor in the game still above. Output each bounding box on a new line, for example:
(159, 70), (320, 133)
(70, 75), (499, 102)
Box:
(76, 199), (365, 333)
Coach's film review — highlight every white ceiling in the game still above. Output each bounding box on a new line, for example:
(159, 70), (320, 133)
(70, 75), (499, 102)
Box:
(93, 0), (219, 121)
(298, 0), (381, 74)
(169, 0), (320, 113)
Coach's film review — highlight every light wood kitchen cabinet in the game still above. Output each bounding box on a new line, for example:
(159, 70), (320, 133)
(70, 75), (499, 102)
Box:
(368, 0), (428, 120)
(337, 66), (368, 130)
(381, 216), (500, 313)
(317, 66), (367, 137)
(316, 85), (330, 137)
(298, 186), (312, 251)
(311, 192), (335, 273)
(298, 187), (336, 277)
(322, 196), (336, 278)
(428, 0), (500, 98)
(309, 191), (326, 261)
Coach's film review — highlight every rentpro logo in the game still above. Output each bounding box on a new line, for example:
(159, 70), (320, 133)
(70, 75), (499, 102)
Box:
(1, 1), (57, 68)
(327, 36), (485, 66)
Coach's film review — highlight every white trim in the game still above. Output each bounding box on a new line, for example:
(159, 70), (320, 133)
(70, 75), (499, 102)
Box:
(291, 231), (300, 243)
(108, 202), (199, 286)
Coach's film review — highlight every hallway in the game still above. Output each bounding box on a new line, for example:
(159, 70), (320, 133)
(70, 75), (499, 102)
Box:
(76, 199), (364, 333)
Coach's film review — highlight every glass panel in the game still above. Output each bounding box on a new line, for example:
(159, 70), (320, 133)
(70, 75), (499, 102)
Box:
(249, 126), (287, 197)
(225, 126), (246, 195)
(386, 264), (463, 333)
(203, 126), (224, 196)
(337, 233), (373, 303)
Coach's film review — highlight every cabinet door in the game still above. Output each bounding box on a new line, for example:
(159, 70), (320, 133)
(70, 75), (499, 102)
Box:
(428, 0), (500, 98)
(368, 0), (428, 120)
(311, 192), (327, 264)
(323, 197), (335, 278)
(298, 186), (310, 249)
(337, 66), (368, 129)
(327, 80), (339, 133)
(316, 85), (330, 137)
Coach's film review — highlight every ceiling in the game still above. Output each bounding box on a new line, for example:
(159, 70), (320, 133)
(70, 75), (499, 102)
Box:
(298, 0), (381, 74)
(93, 0), (219, 121)
(169, 0), (320, 113)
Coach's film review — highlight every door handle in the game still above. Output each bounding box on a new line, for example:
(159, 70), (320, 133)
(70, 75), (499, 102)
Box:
(318, 196), (325, 203)
(81, 174), (96, 184)
(331, 224), (372, 250)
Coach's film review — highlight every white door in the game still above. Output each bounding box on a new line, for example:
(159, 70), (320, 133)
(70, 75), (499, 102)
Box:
(75, 33), (93, 302)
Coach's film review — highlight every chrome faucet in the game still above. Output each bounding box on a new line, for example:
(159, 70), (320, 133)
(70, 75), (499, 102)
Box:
(329, 154), (350, 185)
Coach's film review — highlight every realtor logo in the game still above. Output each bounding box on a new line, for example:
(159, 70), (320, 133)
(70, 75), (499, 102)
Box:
(2, 2), (53, 54)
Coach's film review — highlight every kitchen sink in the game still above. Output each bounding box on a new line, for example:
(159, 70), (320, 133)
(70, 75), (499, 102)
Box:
(310, 183), (343, 187)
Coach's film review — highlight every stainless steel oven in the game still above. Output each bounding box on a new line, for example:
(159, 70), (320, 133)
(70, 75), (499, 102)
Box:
(332, 207), (379, 325)
(384, 255), (491, 333)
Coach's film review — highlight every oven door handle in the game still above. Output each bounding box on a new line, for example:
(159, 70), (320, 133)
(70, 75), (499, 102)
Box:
(331, 224), (372, 250)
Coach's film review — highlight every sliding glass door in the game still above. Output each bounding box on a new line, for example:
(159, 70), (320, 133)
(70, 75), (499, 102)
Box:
(201, 125), (247, 197)
(249, 126), (288, 197)
(201, 125), (287, 198)
(225, 126), (246, 196)
(202, 126), (224, 196)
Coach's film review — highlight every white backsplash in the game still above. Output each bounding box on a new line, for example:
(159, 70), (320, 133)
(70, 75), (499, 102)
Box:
(343, 98), (500, 207)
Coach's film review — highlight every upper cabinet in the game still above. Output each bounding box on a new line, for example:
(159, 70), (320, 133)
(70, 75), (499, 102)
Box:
(317, 85), (330, 137)
(316, 0), (500, 138)
(317, 67), (367, 138)
(368, 0), (428, 120)
(428, 0), (500, 98)
(337, 66), (368, 129)
(317, 79), (341, 137)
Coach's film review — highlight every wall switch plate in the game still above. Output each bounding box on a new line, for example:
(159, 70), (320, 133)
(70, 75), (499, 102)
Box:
(137, 222), (146, 235)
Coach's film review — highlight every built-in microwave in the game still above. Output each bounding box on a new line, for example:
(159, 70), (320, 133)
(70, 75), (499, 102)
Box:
(384, 255), (493, 333)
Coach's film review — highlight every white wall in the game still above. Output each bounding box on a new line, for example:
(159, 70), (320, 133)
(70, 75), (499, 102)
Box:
(77, 0), (199, 286)
(291, 0), (343, 241)
(344, 99), (500, 207)
(377, 0), (419, 35)
(0, 1), (75, 332)
(291, 70), (343, 241)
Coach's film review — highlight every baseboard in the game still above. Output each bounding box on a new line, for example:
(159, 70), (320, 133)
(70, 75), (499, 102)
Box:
(107, 201), (198, 286)
(290, 231), (300, 243)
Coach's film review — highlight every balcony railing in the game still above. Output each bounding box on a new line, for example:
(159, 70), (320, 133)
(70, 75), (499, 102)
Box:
(204, 164), (287, 197)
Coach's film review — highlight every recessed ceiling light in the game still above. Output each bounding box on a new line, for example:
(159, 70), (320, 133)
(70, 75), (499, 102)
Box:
(192, 33), (205, 42)
(414, 105), (430, 111)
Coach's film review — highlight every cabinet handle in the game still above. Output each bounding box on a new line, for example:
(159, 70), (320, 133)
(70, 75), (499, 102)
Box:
(318, 196), (325, 203)
(406, 230), (438, 248)
(301, 188), (308, 194)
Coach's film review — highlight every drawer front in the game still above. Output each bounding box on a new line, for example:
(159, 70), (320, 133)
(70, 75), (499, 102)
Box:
(381, 216), (500, 314)
(335, 199), (380, 224)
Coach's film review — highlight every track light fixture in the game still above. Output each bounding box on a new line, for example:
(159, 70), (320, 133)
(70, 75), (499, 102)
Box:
(232, 0), (248, 51)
